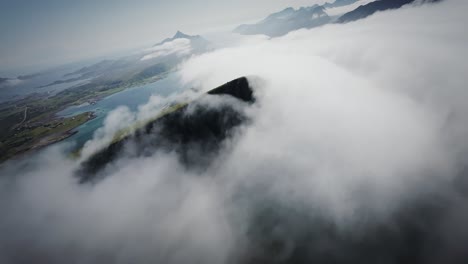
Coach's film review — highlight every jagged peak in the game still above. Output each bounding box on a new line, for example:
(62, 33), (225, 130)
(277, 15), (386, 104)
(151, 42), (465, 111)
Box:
(281, 7), (295, 12)
(173, 30), (190, 38)
(154, 31), (202, 47)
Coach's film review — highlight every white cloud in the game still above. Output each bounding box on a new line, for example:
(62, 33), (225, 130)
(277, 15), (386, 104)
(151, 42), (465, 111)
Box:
(141, 38), (192, 61)
(78, 88), (201, 163)
(80, 106), (136, 160)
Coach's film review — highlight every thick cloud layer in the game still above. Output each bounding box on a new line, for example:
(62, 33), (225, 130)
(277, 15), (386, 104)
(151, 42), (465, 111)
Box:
(1, 0), (468, 263)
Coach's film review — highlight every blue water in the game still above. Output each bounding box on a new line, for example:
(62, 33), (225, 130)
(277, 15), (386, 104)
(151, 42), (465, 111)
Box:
(59, 72), (186, 148)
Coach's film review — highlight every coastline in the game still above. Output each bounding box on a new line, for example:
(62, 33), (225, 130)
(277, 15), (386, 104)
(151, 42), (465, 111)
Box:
(0, 112), (97, 164)
(0, 71), (174, 164)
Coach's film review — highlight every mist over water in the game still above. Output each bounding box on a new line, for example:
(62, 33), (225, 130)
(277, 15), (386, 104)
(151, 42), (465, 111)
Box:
(58, 72), (187, 149)
(1, 1), (468, 263)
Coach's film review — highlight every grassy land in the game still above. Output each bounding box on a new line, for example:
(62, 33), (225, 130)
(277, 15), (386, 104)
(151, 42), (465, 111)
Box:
(0, 66), (171, 164)
(0, 69), (169, 138)
(0, 112), (96, 163)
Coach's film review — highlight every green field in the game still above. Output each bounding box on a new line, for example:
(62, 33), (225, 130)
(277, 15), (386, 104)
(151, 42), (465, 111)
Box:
(0, 112), (95, 162)
(0, 65), (171, 163)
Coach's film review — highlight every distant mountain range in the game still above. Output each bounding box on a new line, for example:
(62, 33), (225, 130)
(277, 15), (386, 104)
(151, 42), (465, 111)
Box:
(154, 30), (206, 46)
(338, 0), (414, 23)
(234, 0), (443, 37)
(38, 31), (210, 89)
(233, 0), (360, 37)
(150, 30), (211, 59)
(234, 5), (331, 37)
(323, 0), (359, 8)
(338, 0), (442, 23)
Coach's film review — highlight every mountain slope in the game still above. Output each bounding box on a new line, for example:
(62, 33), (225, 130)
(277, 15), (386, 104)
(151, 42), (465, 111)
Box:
(77, 77), (255, 182)
(338, 0), (442, 23)
(154, 30), (206, 46)
(234, 5), (331, 37)
(142, 31), (211, 61)
(39, 31), (210, 90)
(323, 0), (359, 8)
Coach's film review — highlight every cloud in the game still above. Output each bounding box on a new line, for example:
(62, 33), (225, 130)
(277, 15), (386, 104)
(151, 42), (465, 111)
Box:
(141, 38), (192, 61)
(79, 106), (136, 160)
(78, 88), (201, 162)
(136, 89), (199, 121)
(1, 0), (468, 263)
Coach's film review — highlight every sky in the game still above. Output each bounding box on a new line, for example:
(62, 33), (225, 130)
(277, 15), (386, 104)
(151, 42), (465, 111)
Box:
(0, 0), (326, 74)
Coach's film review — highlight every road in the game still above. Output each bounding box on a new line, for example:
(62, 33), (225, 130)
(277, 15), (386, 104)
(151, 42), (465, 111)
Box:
(18, 106), (28, 127)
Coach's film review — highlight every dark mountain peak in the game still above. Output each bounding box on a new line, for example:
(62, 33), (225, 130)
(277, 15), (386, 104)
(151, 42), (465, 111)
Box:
(173, 30), (190, 39)
(338, 0), (410, 23)
(295, 5), (327, 17)
(77, 76), (255, 181)
(306, 5), (327, 14)
(207, 76), (254, 103)
(299, 4), (320, 11)
(337, 0), (443, 23)
(155, 31), (203, 46)
(265, 7), (296, 20)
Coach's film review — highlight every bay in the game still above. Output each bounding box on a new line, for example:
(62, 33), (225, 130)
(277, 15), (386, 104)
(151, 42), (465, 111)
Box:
(58, 72), (186, 149)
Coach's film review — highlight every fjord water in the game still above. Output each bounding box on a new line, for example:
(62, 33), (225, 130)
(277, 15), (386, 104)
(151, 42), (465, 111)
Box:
(59, 73), (186, 149)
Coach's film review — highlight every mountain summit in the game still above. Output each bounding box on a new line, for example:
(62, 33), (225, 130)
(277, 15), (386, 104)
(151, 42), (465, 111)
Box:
(173, 30), (191, 39)
(154, 31), (204, 46)
(338, 0), (443, 23)
(77, 77), (255, 180)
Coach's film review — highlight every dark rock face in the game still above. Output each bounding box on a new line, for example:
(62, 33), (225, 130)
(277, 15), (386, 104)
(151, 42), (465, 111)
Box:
(338, 0), (443, 23)
(208, 76), (255, 102)
(76, 77), (254, 182)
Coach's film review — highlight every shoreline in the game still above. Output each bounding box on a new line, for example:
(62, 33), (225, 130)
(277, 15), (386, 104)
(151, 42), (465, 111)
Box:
(0, 72), (172, 164)
(0, 112), (97, 164)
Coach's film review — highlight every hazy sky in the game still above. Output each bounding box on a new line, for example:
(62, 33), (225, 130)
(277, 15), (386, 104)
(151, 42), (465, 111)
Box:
(0, 0), (325, 73)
